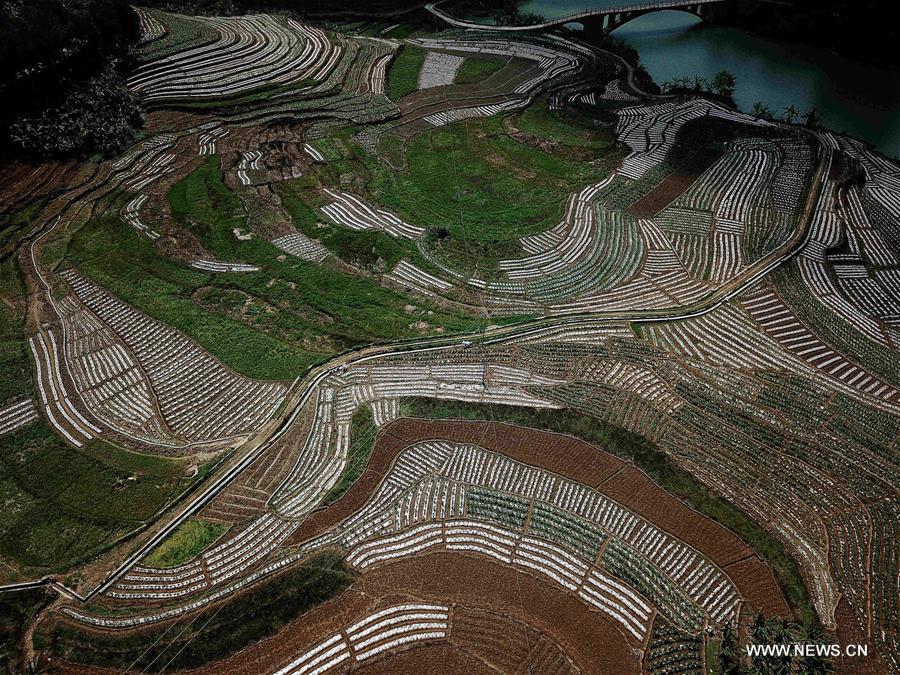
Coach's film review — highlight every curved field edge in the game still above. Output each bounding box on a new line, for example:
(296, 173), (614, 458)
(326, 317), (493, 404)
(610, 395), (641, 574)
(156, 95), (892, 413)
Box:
(61, 157), (495, 382)
(393, 398), (818, 628)
(35, 551), (353, 672)
(386, 45), (427, 102)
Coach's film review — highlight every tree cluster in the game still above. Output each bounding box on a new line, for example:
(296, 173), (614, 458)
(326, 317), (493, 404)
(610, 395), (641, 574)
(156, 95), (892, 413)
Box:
(0, 0), (141, 159)
(662, 69), (736, 98)
(750, 101), (821, 127)
(717, 613), (834, 675)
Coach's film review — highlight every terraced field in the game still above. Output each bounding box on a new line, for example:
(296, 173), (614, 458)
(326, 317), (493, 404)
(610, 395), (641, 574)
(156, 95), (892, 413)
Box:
(1, 6), (898, 675)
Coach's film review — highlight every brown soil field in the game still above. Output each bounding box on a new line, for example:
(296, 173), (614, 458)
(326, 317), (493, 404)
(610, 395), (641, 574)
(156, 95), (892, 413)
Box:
(145, 109), (213, 135)
(192, 551), (637, 674)
(627, 169), (700, 218)
(46, 418), (791, 674)
(286, 417), (791, 621)
(355, 642), (495, 674)
(832, 597), (890, 674)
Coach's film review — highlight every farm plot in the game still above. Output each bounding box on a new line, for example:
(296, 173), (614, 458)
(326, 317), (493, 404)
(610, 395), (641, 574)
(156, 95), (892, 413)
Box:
(128, 14), (340, 104)
(189, 29), (397, 130)
(56, 295), (179, 446)
(0, 398), (37, 437)
(344, 97), (806, 315)
(274, 603), (450, 672)
(28, 329), (101, 448)
(109, 512), (299, 601)
(615, 100), (771, 181)
(269, 599), (583, 673)
(304, 439), (750, 639)
(110, 133), (180, 195)
(70, 356), (563, 617)
(364, 34), (585, 155)
(410, 37), (580, 99)
(267, 358), (565, 519)
(524, 327), (896, 665)
(60, 269), (287, 445)
(740, 288), (900, 406)
(418, 51), (465, 89)
(149, 550), (626, 674)
(134, 7), (167, 44)
(0, 421), (193, 574)
(785, 132), (900, 352)
(356, 338), (896, 669)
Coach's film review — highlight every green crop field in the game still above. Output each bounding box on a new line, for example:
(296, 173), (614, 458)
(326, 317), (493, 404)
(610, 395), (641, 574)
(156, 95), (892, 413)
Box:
(63, 158), (493, 382)
(143, 519), (229, 568)
(322, 406), (378, 505)
(0, 423), (194, 574)
(454, 56), (508, 85)
(367, 114), (619, 273)
(386, 45), (427, 101)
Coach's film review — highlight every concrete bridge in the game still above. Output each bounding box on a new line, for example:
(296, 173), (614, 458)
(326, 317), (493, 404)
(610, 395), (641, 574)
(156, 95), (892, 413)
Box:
(425, 0), (727, 37)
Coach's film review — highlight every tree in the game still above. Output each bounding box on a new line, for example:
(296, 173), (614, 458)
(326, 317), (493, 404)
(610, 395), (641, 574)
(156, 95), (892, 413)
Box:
(782, 104), (800, 123)
(751, 101), (774, 120)
(796, 624), (836, 675)
(719, 621), (741, 675)
(712, 69), (737, 97)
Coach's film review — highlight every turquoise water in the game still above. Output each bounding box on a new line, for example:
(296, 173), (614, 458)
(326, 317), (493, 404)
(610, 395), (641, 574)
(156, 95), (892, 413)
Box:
(513, 4), (900, 156)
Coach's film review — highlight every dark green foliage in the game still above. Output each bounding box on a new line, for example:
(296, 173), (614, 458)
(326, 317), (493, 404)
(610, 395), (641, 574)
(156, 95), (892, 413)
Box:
(0, 298), (31, 407)
(386, 45), (427, 102)
(713, 611), (835, 675)
(0, 0), (141, 158)
(529, 502), (605, 559)
(491, 6), (544, 26)
(0, 423), (191, 572)
(663, 70), (737, 103)
(8, 63), (142, 158)
(0, 587), (53, 674)
(41, 551), (354, 671)
(718, 621), (740, 674)
(467, 487), (529, 529)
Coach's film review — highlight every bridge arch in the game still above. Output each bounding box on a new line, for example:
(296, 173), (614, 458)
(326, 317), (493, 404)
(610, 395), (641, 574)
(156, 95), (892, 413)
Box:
(425, 1), (726, 36)
(578, 4), (710, 37)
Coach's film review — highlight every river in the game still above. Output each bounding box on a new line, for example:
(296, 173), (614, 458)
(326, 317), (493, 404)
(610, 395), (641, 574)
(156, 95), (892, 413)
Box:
(507, 3), (900, 156)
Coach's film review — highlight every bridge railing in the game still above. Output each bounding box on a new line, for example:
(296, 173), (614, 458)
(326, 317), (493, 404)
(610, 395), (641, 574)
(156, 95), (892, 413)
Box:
(428, 0), (724, 31)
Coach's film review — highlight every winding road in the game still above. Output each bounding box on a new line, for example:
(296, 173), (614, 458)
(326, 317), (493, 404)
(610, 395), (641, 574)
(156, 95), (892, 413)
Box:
(0, 25), (829, 607)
